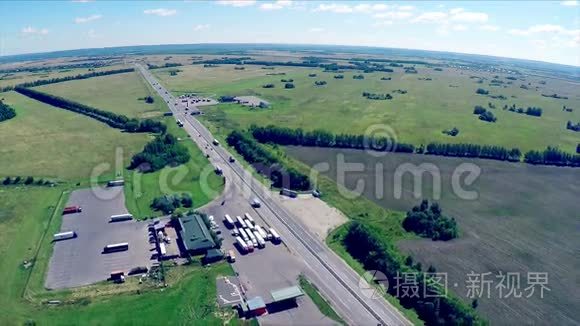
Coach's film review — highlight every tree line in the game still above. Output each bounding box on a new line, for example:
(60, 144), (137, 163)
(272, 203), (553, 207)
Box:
(129, 133), (190, 172)
(0, 100), (16, 122)
(425, 143), (521, 161)
(524, 146), (580, 167)
(146, 63), (183, 69)
(226, 130), (311, 191)
(15, 87), (165, 133)
(2, 176), (55, 187)
(403, 200), (458, 241)
(1, 68), (134, 92)
(343, 222), (481, 325)
(250, 125), (415, 153)
(362, 91), (392, 100)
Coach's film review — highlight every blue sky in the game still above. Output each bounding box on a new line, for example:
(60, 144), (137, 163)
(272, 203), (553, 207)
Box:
(1, 1), (579, 66)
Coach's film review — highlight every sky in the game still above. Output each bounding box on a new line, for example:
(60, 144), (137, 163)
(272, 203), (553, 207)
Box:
(1, 0), (579, 66)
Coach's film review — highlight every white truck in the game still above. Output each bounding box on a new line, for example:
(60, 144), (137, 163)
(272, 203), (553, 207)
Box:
(236, 216), (247, 228)
(235, 236), (249, 253)
(256, 225), (269, 240)
(253, 231), (266, 248)
(244, 213), (255, 224)
(246, 228), (259, 247)
(224, 214), (235, 228)
(245, 220), (255, 231)
(269, 228), (281, 243)
(110, 213), (133, 222)
(53, 231), (76, 241)
(239, 228), (250, 242)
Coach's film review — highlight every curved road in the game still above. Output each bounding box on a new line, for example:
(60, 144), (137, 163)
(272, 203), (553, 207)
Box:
(136, 64), (411, 326)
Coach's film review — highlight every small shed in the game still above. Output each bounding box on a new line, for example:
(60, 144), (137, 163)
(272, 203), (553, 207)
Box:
(247, 296), (267, 316)
(270, 286), (304, 303)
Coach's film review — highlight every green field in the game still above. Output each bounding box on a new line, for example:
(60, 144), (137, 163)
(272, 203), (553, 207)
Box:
(0, 186), (237, 325)
(124, 117), (225, 218)
(0, 91), (149, 181)
(35, 71), (166, 119)
(153, 64), (580, 153)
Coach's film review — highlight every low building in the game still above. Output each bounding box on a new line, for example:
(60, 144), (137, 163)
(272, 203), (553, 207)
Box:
(177, 214), (215, 255)
(270, 286), (304, 303)
(203, 248), (224, 264)
(246, 296), (267, 316)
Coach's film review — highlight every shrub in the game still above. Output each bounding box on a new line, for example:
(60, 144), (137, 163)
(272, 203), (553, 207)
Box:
(24, 176), (34, 185)
(284, 83), (295, 89)
(475, 88), (489, 95)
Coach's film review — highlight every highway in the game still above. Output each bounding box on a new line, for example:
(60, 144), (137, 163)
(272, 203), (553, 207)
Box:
(136, 64), (411, 326)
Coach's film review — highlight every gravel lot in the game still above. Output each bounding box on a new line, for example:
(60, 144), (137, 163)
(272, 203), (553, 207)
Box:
(45, 187), (155, 289)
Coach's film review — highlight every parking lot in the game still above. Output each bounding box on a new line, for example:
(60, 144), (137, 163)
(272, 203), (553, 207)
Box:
(45, 188), (155, 289)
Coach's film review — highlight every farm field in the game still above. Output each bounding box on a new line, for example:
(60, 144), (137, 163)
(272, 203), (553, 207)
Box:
(0, 64), (129, 89)
(154, 63), (580, 153)
(35, 71), (166, 119)
(0, 186), (237, 325)
(286, 145), (580, 325)
(0, 91), (149, 181)
(124, 117), (225, 218)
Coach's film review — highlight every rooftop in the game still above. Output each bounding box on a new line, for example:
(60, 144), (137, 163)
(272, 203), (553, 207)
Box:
(178, 214), (215, 252)
(270, 285), (304, 302)
(247, 296), (266, 310)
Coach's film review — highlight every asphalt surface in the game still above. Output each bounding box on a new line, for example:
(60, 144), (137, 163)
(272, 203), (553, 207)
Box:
(137, 64), (411, 326)
(45, 188), (154, 289)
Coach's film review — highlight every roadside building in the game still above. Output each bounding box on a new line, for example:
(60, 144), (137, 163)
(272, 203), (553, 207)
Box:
(246, 296), (267, 316)
(203, 248), (224, 264)
(177, 214), (215, 255)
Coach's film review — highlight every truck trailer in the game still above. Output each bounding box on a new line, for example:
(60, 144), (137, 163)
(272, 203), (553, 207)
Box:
(224, 214), (235, 228)
(110, 213), (133, 222)
(107, 179), (125, 187)
(53, 231), (76, 241)
(253, 231), (266, 248)
(235, 236), (248, 253)
(63, 206), (82, 215)
(244, 213), (255, 224)
(269, 228), (281, 243)
(103, 242), (129, 253)
(236, 216), (247, 228)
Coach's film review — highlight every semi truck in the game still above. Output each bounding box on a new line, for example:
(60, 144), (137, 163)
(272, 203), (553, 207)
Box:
(235, 236), (248, 253)
(245, 220), (255, 231)
(236, 216), (247, 228)
(103, 242), (129, 253)
(244, 213), (255, 224)
(256, 225), (269, 240)
(110, 213), (133, 222)
(246, 228), (259, 248)
(280, 188), (298, 198)
(223, 214), (234, 228)
(239, 228), (250, 242)
(253, 231), (266, 248)
(107, 179), (125, 187)
(53, 231), (76, 241)
(63, 206), (82, 215)
(269, 228), (281, 243)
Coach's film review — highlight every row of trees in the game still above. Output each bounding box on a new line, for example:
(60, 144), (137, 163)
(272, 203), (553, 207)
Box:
(2, 176), (54, 187)
(15, 87), (165, 133)
(524, 146), (580, 167)
(0, 68), (134, 92)
(250, 125), (415, 153)
(362, 92), (392, 100)
(0, 100), (16, 122)
(343, 222), (480, 325)
(402, 200), (458, 241)
(129, 133), (190, 172)
(147, 63), (183, 69)
(425, 143), (522, 161)
(226, 130), (311, 191)
(473, 106), (497, 123)
(151, 193), (193, 214)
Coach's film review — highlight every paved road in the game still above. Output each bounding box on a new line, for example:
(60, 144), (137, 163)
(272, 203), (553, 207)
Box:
(137, 64), (411, 326)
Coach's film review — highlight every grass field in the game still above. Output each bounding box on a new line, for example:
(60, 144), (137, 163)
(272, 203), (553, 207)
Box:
(0, 64), (129, 89)
(35, 71), (166, 119)
(124, 117), (225, 218)
(153, 63), (580, 153)
(0, 186), (239, 325)
(286, 146), (580, 325)
(0, 91), (149, 181)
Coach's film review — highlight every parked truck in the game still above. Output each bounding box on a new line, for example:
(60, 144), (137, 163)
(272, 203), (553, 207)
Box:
(103, 242), (129, 253)
(53, 231), (76, 241)
(280, 188), (298, 198)
(239, 228), (250, 242)
(107, 179), (125, 187)
(63, 206), (82, 215)
(235, 237), (248, 253)
(269, 228), (281, 243)
(253, 231), (266, 248)
(236, 216), (247, 228)
(256, 225), (269, 240)
(224, 214), (234, 228)
(244, 213), (255, 224)
(110, 213), (133, 222)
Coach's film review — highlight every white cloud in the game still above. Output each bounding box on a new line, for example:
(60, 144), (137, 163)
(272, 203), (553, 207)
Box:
(373, 20), (393, 27)
(313, 3), (393, 14)
(452, 24), (468, 31)
(561, 0), (578, 6)
(74, 14), (102, 24)
(480, 24), (500, 32)
(508, 29), (530, 36)
(143, 8), (177, 16)
(398, 5), (414, 11)
(373, 11), (413, 20)
(260, 0), (292, 11)
(449, 8), (464, 15)
(450, 11), (488, 23)
(411, 12), (447, 23)
(509, 24), (579, 37)
(193, 24), (210, 31)
(71, 0), (94, 2)
(309, 27), (325, 32)
(21, 26), (49, 36)
(216, 0), (256, 7)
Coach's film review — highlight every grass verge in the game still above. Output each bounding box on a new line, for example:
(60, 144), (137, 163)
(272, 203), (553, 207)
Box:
(299, 274), (346, 325)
